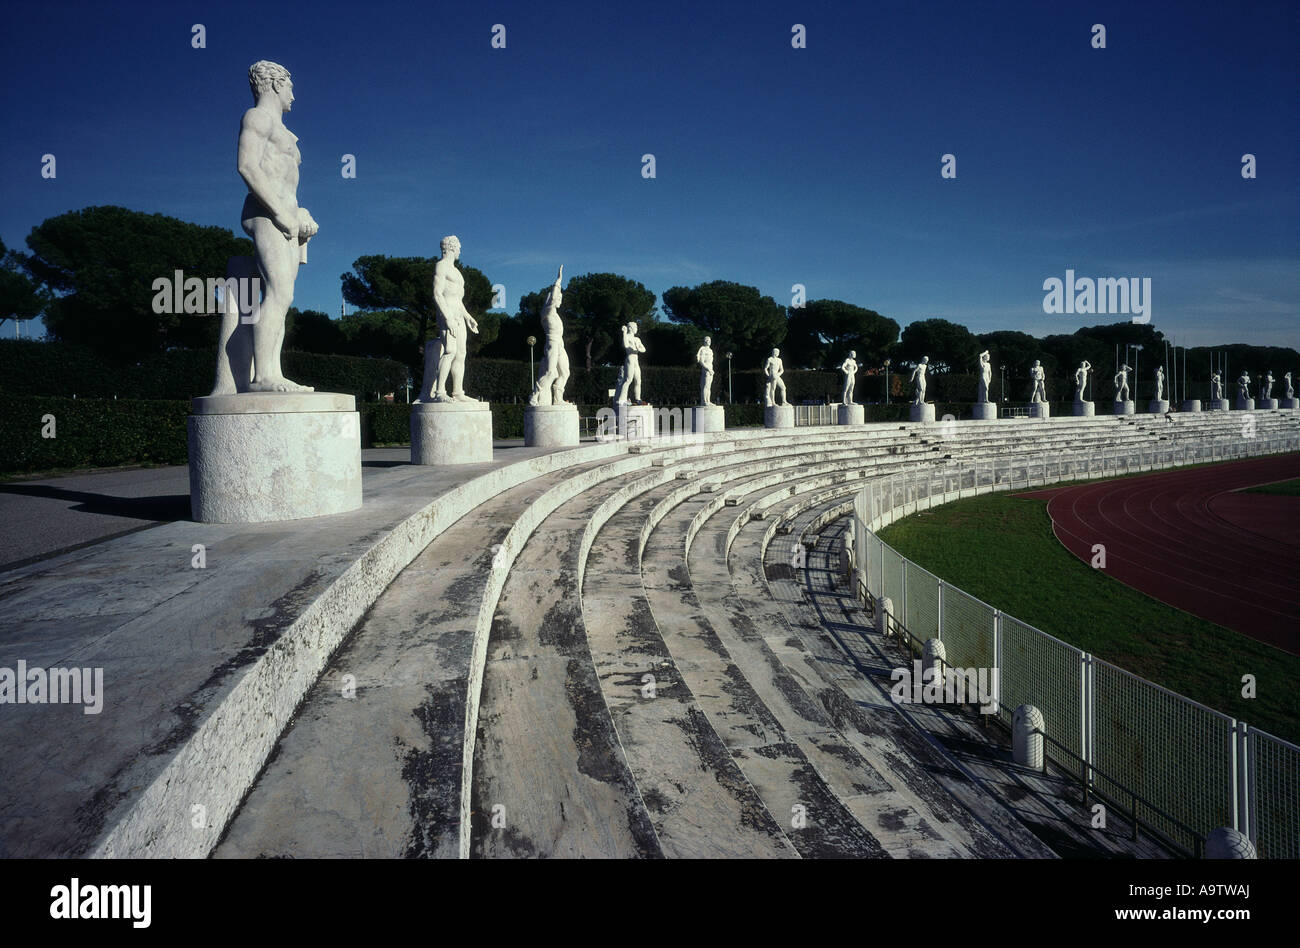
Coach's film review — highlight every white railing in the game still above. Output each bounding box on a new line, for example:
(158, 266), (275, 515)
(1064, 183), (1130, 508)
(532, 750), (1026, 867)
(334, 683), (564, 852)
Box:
(853, 431), (1300, 857)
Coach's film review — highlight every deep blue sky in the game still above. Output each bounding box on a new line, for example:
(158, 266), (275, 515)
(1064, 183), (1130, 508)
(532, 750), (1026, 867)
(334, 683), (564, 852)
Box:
(2, 0), (1296, 348)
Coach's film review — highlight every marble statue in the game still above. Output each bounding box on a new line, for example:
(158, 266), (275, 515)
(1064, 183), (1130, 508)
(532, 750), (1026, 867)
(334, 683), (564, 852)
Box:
(910, 357), (929, 405)
(1029, 360), (1047, 403)
(764, 348), (787, 406)
(1237, 371), (1251, 401)
(1210, 371), (1222, 400)
(528, 265), (571, 406)
(1155, 365), (1165, 401)
(418, 236), (480, 402)
(697, 336), (715, 406)
(210, 60), (319, 396)
(840, 351), (859, 406)
(614, 322), (645, 404)
(977, 350), (992, 403)
(1114, 364), (1131, 401)
(1261, 371), (1274, 401)
(1074, 361), (1091, 402)
(1285, 372), (1294, 399)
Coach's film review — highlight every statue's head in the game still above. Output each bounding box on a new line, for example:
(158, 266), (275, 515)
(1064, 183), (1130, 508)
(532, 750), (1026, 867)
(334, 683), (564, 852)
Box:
(1033, 360), (1041, 367)
(921, 356), (929, 365)
(703, 336), (711, 346)
(772, 348), (780, 357)
(440, 235), (461, 259)
(849, 350), (856, 359)
(628, 321), (638, 334)
(248, 61), (292, 109)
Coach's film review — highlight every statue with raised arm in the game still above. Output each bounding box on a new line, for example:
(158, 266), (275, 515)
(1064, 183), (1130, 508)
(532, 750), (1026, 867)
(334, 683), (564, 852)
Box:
(417, 235), (481, 402)
(977, 350), (992, 403)
(1029, 360), (1047, 403)
(1285, 372), (1294, 399)
(764, 348), (787, 406)
(1154, 365), (1165, 401)
(1261, 371), (1274, 401)
(528, 265), (571, 406)
(909, 356), (930, 405)
(1237, 371), (1251, 401)
(1074, 361), (1091, 402)
(1114, 365), (1131, 401)
(697, 336), (715, 406)
(614, 322), (645, 404)
(839, 351), (860, 406)
(1210, 371), (1222, 400)
(209, 60), (319, 396)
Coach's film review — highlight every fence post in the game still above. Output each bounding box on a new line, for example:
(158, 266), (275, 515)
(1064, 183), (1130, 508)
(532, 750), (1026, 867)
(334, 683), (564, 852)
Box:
(900, 561), (908, 633)
(992, 609), (1003, 717)
(937, 579), (944, 641)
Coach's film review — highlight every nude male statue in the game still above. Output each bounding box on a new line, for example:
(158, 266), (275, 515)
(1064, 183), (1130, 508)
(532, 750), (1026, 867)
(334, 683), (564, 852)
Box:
(1285, 372), (1294, 399)
(210, 60), (319, 396)
(697, 336), (715, 406)
(528, 265), (571, 406)
(1074, 361), (1091, 402)
(1114, 365), (1131, 402)
(1029, 360), (1047, 403)
(615, 322), (646, 404)
(977, 350), (992, 403)
(1155, 365), (1165, 401)
(764, 348), (787, 406)
(1237, 371), (1251, 402)
(419, 235), (481, 402)
(910, 356), (930, 405)
(1261, 371), (1274, 401)
(1210, 371), (1222, 400)
(840, 351), (859, 406)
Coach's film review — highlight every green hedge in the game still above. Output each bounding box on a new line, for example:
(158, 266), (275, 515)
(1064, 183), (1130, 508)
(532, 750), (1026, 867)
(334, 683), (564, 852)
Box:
(0, 340), (407, 401)
(0, 397), (191, 475)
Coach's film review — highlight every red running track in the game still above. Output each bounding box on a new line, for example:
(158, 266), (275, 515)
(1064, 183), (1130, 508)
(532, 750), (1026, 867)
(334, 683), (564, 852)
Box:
(1020, 454), (1300, 655)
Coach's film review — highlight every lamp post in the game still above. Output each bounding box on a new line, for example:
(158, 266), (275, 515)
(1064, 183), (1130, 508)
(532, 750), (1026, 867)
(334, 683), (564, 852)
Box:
(999, 365), (1006, 403)
(405, 374), (413, 404)
(725, 351), (733, 404)
(884, 359), (891, 405)
(526, 335), (537, 387)
(1128, 343), (1143, 400)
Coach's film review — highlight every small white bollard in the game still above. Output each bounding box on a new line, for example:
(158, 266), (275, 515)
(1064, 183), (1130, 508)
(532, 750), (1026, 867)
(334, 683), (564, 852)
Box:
(923, 638), (946, 694)
(1204, 827), (1257, 859)
(1013, 704), (1044, 769)
(875, 596), (893, 636)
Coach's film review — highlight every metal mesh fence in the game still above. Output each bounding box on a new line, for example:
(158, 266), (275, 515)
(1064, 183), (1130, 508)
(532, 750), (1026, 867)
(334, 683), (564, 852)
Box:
(904, 560), (940, 644)
(1250, 730), (1300, 859)
(881, 544), (904, 628)
(1092, 659), (1234, 854)
(998, 615), (1084, 762)
(939, 583), (995, 672)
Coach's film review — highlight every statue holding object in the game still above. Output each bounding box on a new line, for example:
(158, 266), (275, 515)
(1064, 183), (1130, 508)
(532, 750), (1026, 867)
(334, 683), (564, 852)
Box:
(528, 265), (571, 406)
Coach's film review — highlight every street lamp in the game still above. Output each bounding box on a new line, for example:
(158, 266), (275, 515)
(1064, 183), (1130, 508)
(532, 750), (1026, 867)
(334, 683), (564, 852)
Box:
(405, 374), (413, 404)
(526, 335), (537, 386)
(999, 365), (1006, 403)
(883, 359), (891, 405)
(725, 352), (733, 404)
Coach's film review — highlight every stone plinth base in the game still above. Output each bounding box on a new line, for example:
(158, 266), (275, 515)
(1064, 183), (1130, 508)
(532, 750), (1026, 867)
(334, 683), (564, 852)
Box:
(837, 404), (865, 425)
(1211, 399), (1230, 411)
(524, 403), (579, 447)
(1028, 403), (1050, 419)
(909, 403), (935, 423)
(1149, 399), (1170, 414)
(1073, 401), (1095, 417)
(692, 404), (725, 433)
(617, 403), (655, 439)
(1181, 399), (1201, 413)
(764, 404), (794, 428)
(1282, 398), (1299, 410)
(411, 400), (493, 465)
(189, 392), (361, 523)
(1258, 398), (1279, 410)
(1114, 400), (1135, 416)
(971, 402), (997, 420)
(1235, 398), (1255, 411)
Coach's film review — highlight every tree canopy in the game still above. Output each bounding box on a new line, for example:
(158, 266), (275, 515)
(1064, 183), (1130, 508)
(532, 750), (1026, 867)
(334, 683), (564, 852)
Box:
(518, 272), (658, 370)
(661, 280), (786, 367)
(898, 317), (981, 372)
(0, 238), (49, 330)
(784, 299), (898, 370)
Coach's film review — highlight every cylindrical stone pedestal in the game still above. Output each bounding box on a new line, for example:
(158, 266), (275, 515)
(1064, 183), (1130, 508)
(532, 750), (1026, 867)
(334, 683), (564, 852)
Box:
(411, 400), (493, 465)
(524, 403), (579, 447)
(875, 597), (893, 636)
(1012, 704), (1044, 769)
(692, 404), (725, 433)
(1114, 400), (1135, 416)
(1028, 402), (1050, 419)
(1259, 398), (1278, 410)
(1211, 398), (1230, 411)
(1235, 397), (1255, 411)
(1073, 401), (1095, 417)
(764, 404), (794, 428)
(971, 402), (997, 420)
(1283, 397), (1299, 410)
(1181, 399), (1201, 413)
(909, 403), (935, 423)
(837, 404), (865, 425)
(189, 392), (362, 523)
(617, 403), (655, 439)
(922, 638), (946, 695)
(1149, 399), (1170, 414)
(1204, 827), (1257, 859)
